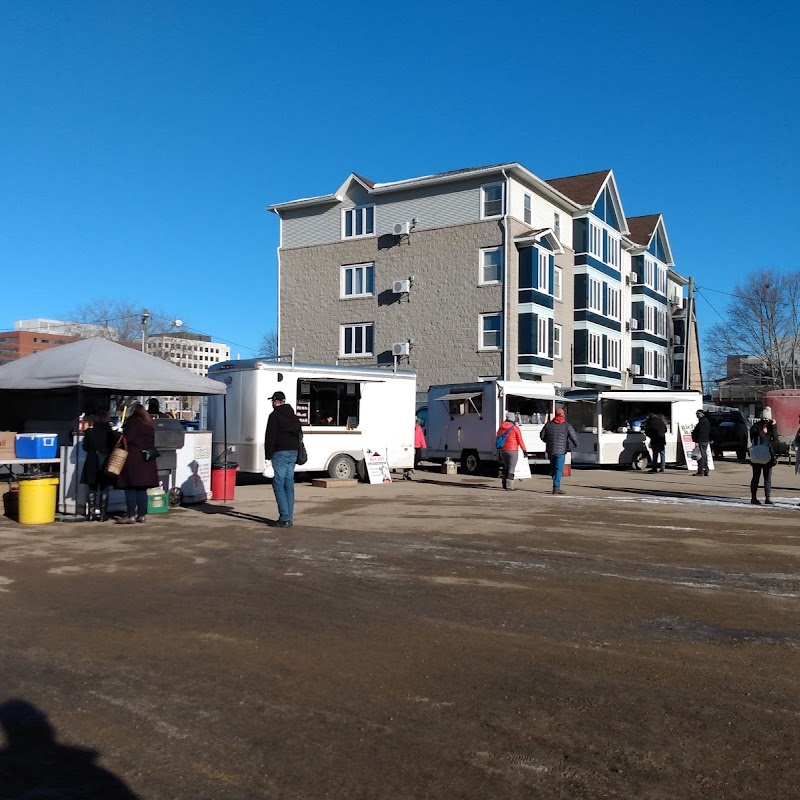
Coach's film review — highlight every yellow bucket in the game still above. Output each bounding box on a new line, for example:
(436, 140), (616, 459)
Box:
(18, 476), (59, 525)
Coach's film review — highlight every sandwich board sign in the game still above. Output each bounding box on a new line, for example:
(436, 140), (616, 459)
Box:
(679, 422), (714, 471)
(365, 448), (392, 484)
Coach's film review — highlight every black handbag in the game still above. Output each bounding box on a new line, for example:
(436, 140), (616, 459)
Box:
(296, 430), (308, 466)
(142, 446), (161, 462)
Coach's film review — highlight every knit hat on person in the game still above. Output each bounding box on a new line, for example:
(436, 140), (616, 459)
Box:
(761, 406), (773, 420)
(505, 412), (515, 422)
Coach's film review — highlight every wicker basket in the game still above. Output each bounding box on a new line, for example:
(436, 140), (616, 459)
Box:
(106, 446), (128, 476)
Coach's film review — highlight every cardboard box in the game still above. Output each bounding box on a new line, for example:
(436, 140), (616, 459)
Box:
(0, 431), (17, 459)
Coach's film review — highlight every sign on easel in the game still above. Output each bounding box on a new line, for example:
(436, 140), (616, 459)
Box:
(679, 423), (715, 471)
(364, 448), (392, 484)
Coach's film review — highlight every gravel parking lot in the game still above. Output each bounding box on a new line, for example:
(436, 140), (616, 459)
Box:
(1, 460), (799, 799)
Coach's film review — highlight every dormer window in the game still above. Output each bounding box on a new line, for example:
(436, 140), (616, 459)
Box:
(342, 205), (375, 239)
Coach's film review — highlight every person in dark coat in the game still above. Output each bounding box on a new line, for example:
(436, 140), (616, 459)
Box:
(115, 404), (159, 524)
(644, 413), (668, 473)
(539, 408), (579, 495)
(749, 407), (779, 505)
(691, 410), (711, 476)
(80, 410), (118, 521)
(264, 391), (302, 527)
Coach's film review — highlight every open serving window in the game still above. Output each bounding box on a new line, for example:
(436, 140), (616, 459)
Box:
(296, 379), (361, 427)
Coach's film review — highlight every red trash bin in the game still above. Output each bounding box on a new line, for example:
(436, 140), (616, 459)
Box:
(211, 461), (239, 502)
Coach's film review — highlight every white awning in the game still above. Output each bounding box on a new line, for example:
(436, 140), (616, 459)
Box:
(435, 391), (483, 401)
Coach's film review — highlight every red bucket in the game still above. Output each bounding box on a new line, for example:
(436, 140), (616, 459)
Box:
(211, 462), (239, 502)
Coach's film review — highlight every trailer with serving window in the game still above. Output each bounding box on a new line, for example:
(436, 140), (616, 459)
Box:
(207, 359), (416, 479)
(425, 380), (566, 474)
(563, 389), (704, 469)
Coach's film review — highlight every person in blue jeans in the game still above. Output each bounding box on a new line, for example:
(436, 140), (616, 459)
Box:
(264, 391), (302, 527)
(539, 408), (579, 495)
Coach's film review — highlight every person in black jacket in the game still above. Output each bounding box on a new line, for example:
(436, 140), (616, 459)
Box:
(81, 410), (119, 521)
(749, 407), (779, 505)
(264, 391), (302, 528)
(644, 413), (668, 473)
(691, 410), (711, 476)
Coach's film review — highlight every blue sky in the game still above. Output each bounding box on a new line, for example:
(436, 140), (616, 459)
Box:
(1, 0), (797, 369)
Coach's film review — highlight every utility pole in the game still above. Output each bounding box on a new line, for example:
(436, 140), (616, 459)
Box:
(141, 308), (150, 353)
(684, 278), (695, 391)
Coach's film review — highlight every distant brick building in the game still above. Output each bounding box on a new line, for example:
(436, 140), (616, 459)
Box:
(0, 330), (78, 366)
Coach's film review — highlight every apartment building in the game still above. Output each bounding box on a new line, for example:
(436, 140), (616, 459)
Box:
(268, 163), (695, 395)
(0, 329), (78, 366)
(146, 332), (230, 377)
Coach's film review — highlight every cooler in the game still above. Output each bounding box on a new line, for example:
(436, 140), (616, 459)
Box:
(15, 434), (59, 459)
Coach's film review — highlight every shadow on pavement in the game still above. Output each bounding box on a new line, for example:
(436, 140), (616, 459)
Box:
(0, 698), (139, 798)
(187, 502), (270, 524)
(587, 485), (763, 505)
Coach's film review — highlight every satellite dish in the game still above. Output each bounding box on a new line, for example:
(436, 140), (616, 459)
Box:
(174, 319), (183, 327)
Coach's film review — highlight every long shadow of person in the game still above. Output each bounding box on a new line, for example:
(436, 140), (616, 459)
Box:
(0, 698), (140, 798)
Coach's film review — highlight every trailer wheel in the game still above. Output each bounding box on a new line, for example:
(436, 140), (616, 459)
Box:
(328, 454), (357, 480)
(460, 450), (481, 475)
(631, 450), (650, 471)
(356, 458), (367, 482)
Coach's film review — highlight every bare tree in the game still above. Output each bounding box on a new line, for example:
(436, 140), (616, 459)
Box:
(258, 329), (279, 358)
(706, 269), (800, 390)
(66, 300), (184, 348)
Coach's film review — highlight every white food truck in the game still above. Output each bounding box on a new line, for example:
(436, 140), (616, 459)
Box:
(425, 380), (567, 474)
(207, 359), (417, 479)
(563, 389), (704, 469)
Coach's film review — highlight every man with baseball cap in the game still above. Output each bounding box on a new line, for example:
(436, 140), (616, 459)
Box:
(264, 390), (302, 527)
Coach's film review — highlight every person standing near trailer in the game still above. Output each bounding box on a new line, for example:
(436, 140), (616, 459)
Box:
(691, 410), (711, 476)
(264, 391), (302, 527)
(644, 413), (668, 473)
(540, 408), (579, 495)
(495, 413), (527, 491)
(749, 407), (779, 505)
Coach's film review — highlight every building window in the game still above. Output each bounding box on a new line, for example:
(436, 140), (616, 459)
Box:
(537, 317), (549, 357)
(588, 277), (602, 313)
(657, 352), (667, 380)
(341, 262), (375, 298)
(481, 183), (504, 218)
(523, 193), (532, 225)
(607, 286), (621, 320)
(341, 323), (374, 357)
(480, 247), (503, 284)
(606, 234), (621, 268)
(537, 250), (549, 292)
(607, 337), (621, 370)
(589, 222), (603, 259)
(554, 212), (561, 240)
(644, 257), (656, 289)
(553, 324), (562, 359)
(644, 349), (655, 378)
(480, 313), (502, 350)
(553, 266), (562, 301)
(588, 331), (602, 366)
(656, 265), (667, 294)
(644, 303), (657, 334)
(342, 205), (375, 239)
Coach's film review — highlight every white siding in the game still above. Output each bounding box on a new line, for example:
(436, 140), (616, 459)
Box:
(508, 179), (574, 250)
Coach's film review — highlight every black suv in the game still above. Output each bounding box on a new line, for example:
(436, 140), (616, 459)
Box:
(706, 411), (749, 460)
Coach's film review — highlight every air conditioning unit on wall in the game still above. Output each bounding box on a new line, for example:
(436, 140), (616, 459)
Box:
(628, 318), (639, 331)
(393, 221), (411, 236)
(628, 364), (641, 376)
(392, 279), (411, 294)
(392, 342), (411, 357)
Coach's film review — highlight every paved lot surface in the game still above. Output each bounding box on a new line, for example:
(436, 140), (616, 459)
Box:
(1, 460), (799, 799)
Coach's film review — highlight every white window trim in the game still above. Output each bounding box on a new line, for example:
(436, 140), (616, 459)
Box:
(479, 312), (503, 351)
(589, 222), (603, 259)
(607, 285), (621, 320)
(340, 322), (374, 357)
(644, 348), (655, 378)
(341, 204), (375, 240)
(553, 266), (562, 301)
(340, 262), (375, 299)
(607, 337), (621, 370)
(481, 182), (504, 219)
(523, 193), (532, 225)
(553, 323), (562, 359)
(606, 234), (621, 268)
(537, 317), (549, 357)
(588, 331), (602, 366)
(479, 247), (503, 285)
(537, 249), (549, 292)
(588, 276), (603, 313)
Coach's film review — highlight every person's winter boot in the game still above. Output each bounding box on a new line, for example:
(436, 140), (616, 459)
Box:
(501, 475), (507, 490)
(99, 489), (109, 522)
(87, 491), (97, 521)
(751, 495), (761, 505)
(765, 496), (774, 505)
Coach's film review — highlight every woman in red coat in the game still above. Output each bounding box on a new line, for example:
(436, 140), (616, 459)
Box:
(115, 404), (159, 524)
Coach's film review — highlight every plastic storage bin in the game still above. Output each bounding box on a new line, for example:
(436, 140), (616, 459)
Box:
(15, 434), (59, 459)
(146, 490), (169, 514)
(18, 476), (59, 524)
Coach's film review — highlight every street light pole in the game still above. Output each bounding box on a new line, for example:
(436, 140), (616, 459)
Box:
(141, 308), (150, 353)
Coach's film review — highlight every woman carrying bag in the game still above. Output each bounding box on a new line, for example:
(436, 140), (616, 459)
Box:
(80, 410), (118, 521)
(749, 407), (779, 505)
(114, 403), (160, 524)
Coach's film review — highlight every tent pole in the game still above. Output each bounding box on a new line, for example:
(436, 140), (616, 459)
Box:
(223, 394), (228, 503)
